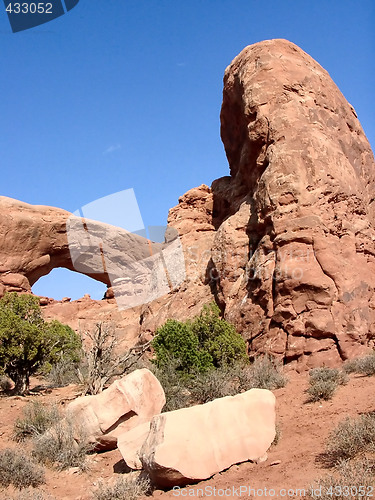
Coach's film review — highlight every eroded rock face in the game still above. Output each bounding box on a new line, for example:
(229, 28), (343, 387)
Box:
(140, 39), (375, 369)
(65, 369), (165, 450)
(139, 389), (276, 487)
(136, 184), (217, 335)
(209, 38), (375, 369)
(0, 197), (72, 294)
(0, 196), (183, 344)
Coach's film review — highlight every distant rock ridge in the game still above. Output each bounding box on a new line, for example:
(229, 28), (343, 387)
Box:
(1, 39), (375, 369)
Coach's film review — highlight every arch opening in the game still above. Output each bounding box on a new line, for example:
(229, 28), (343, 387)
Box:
(32, 267), (107, 301)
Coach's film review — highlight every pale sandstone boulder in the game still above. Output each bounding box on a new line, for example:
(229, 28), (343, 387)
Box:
(117, 421), (151, 470)
(139, 388), (276, 487)
(66, 369), (165, 450)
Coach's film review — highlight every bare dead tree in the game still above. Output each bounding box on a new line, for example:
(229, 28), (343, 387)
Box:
(77, 322), (152, 395)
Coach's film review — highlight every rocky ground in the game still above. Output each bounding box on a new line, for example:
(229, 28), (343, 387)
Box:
(0, 370), (374, 499)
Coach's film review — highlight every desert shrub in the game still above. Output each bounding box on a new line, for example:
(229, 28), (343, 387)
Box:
(13, 401), (61, 442)
(188, 356), (287, 404)
(45, 358), (80, 388)
(32, 417), (93, 471)
(322, 412), (375, 466)
(306, 367), (348, 402)
(0, 292), (81, 394)
(150, 356), (191, 411)
(152, 303), (247, 375)
(151, 304), (286, 409)
(344, 351), (375, 377)
(93, 474), (150, 500)
(308, 458), (375, 499)
(246, 355), (287, 390)
(0, 448), (45, 489)
(190, 303), (248, 368)
(153, 354), (287, 410)
(188, 365), (237, 403)
(152, 319), (213, 374)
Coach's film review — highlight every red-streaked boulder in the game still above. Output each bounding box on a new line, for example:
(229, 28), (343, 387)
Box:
(139, 388), (276, 487)
(66, 368), (165, 450)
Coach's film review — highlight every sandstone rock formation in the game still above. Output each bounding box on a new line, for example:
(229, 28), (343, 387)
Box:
(0, 196), (183, 311)
(211, 39), (375, 368)
(0, 196), (183, 347)
(137, 39), (375, 369)
(139, 388), (276, 487)
(65, 368), (165, 450)
(1, 39), (375, 369)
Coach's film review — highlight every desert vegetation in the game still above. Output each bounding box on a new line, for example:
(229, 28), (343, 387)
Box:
(31, 416), (93, 471)
(306, 367), (348, 402)
(308, 412), (375, 498)
(309, 458), (375, 499)
(152, 302), (248, 374)
(322, 412), (375, 466)
(12, 400), (92, 471)
(93, 474), (150, 500)
(13, 400), (61, 442)
(0, 292), (81, 394)
(151, 303), (287, 410)
(76, 322), (151, 395)
(4, 491), (56, 500)
(39, 321), (152, 394)
(0, 448), (45, 490)
(343, 351), (375, 377)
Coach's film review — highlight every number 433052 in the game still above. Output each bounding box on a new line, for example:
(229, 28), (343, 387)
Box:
(6, 3), (53, 14)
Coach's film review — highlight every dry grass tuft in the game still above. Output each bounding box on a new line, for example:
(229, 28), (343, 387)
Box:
(306, 367), (347, 402)
(93, 474), (150, 500)
(0, 448), (45, 490)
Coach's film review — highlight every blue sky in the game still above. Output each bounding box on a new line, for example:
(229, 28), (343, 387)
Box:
(1, 0), (374, 300)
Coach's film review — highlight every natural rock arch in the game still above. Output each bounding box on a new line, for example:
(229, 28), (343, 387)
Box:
(0, 196), (164, 297)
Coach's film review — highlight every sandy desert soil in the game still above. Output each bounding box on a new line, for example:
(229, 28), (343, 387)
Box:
(0, 370), (374, 499)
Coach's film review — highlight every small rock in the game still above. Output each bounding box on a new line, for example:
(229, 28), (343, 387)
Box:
(270, 460), (281, 466)
(67, 467), (80, 474)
